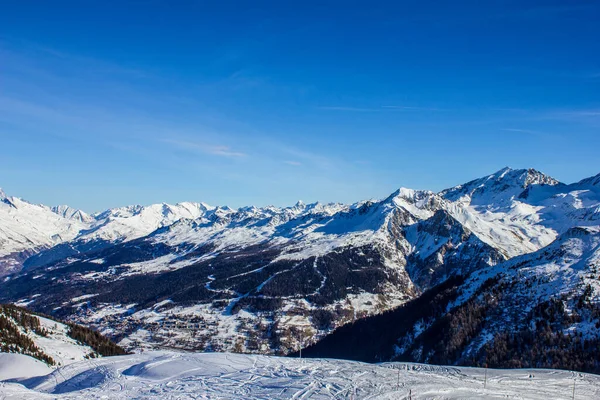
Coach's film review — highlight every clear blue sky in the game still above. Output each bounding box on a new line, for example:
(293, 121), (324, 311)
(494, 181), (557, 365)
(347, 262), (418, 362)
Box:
(1, 1), (599, 212)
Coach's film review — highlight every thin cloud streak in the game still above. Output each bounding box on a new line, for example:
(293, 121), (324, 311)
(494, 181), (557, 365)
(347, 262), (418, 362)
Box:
(161, 139), (247, 158)
(381, 105), (445, 111)
(318, 106), (380, 112)
(561, 110), (600, 117)
(320, 105), (445, 112)
(500, 128), (548, 138)
(1, 38), (151, 79)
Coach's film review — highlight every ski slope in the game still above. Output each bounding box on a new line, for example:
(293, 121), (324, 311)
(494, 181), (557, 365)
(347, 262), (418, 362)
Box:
(0, 354), (52, 381)
(1, 351), (598, 399)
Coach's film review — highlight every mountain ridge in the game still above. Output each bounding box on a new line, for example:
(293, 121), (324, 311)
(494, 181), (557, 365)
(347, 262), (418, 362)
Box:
(1, 167), (599, 360)
(3, 166), (595, 274)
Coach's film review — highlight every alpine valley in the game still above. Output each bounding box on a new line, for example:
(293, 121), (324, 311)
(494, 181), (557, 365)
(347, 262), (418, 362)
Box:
(1, 167), (600, 372)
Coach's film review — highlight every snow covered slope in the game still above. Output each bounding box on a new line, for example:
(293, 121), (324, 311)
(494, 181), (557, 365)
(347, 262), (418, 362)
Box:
(51, 205), (94, 224)
(0, 305), (125, 369)
(0, 354), (52, 381)
(442, 168), (600, 258)
(1, 351), (599, 399)
(397, 225), (600, 368)
(304, 226), (600, 372)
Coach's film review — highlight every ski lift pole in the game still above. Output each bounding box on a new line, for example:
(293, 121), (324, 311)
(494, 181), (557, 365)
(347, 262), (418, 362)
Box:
(484, 364), (487, 389)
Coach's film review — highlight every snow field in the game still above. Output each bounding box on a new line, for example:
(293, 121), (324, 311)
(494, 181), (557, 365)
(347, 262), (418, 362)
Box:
(1, 351), (599, 399)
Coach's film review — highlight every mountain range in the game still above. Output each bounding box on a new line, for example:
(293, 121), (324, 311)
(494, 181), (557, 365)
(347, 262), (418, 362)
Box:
(1, 167), (599, 371)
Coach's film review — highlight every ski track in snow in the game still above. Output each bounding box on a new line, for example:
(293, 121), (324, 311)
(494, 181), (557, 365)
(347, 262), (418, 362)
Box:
(1, 351), (599, 399)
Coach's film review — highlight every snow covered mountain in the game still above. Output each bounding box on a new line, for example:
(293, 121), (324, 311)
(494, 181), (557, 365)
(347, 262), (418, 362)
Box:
(442, 167), (600, 258)
(1, 167), (599, 361)
(0, 191), (88, 275)
(440, 167), (562, 204)
(27, 202), (219, 269)
(0, 190), (219, 273)
(302, 226), (600, 373)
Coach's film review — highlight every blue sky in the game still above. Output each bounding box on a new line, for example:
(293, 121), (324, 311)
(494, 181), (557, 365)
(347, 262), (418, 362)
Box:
(1, 1), (599, 212)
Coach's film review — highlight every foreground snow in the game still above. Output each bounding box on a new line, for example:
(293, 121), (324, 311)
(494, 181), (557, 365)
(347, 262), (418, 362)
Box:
(0, 354), (52, 381)
(0, 310), (100, 367)
(1, 351), (598, 399)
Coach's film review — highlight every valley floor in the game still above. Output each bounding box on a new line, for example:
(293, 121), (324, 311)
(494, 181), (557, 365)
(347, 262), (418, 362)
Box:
(1, 351), (599, 399)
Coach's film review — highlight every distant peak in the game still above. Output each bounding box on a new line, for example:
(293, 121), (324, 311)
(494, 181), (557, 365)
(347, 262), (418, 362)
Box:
(51, 204), (93, 223)
(494, 166), (513, 177)
(385, 187), (435, 202)
(396, 187), (417, 197)
(0, 187), (16, 208)
(295, 200), (305, 207)
(576, 172), (600, 187)
(479, 167), (560, 188)
(440, 167), (561, 203)
(521, 168), (561, 188)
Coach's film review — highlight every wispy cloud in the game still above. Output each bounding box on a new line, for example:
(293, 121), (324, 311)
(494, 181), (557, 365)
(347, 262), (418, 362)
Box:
(501, 128), (546, 137)
(0, 95), (76, 124)
(495, 65), (600, 82)
(560, 110), (600, 117)
(500, 127), (569, 140)
(319, 105), (444, 112)
(277, 145), (335, 171)
(161, 139), (247, 158)
(318, 106), (380, 112)
(381, 105), (445, 111)
(284, 160), (302, 166)
(1, 38), (151, 79)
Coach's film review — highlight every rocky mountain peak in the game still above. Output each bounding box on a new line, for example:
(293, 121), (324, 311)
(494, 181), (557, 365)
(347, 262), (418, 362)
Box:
(521, 168), (561, 188)
(440, 167), (561, 205)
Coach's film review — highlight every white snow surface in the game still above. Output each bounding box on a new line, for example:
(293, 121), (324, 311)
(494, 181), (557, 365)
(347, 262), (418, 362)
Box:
(84, 202), (214, 243)
(0, 351), (598, 399)
(0, 353), (52, 381)
(51, 205), (94, 224)
(15, 315), (97, 367)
